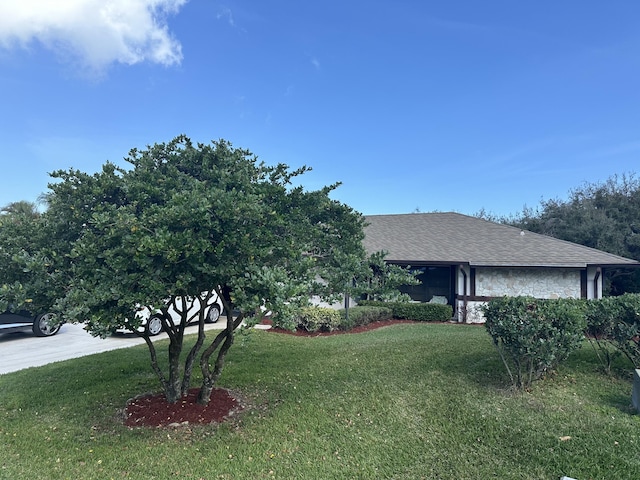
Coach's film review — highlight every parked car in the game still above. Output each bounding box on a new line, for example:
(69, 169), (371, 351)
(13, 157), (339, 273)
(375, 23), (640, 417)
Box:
(121, 292), (224, 336)
(0, 310), (61, 337)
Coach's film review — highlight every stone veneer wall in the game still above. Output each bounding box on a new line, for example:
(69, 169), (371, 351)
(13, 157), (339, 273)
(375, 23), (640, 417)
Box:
(460, 301), (487, 324)
(460, 267), (582, 323)
(476, 267), (581, 299)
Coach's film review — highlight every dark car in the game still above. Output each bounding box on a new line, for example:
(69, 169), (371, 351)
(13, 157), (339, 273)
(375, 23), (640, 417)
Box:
(0, 310), (61, 336)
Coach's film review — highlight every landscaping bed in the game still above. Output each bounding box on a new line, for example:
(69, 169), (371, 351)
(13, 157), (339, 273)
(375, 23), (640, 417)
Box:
(265, 318), (415, 336)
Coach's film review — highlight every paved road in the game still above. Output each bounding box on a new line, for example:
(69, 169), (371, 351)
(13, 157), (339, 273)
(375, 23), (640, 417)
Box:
(0, 319), (232, 375)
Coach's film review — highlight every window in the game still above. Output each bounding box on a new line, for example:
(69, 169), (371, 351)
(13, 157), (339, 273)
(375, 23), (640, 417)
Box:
(399, 265), (452, 303)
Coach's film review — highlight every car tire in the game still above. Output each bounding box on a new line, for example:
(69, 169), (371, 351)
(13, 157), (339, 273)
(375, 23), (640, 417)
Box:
(205, 305), (221, 323)
(33, 313), (61, 337)
(146, 316), (164, 336)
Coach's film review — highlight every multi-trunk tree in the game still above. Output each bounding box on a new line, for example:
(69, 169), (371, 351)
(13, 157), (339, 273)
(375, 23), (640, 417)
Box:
(1, 135), (368, 405)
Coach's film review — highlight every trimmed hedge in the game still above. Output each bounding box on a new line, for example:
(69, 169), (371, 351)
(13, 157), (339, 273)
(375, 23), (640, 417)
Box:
(584, 293), (640, 370)
(340, 306), (393, 330)
(274, 305), (394, 332)
(482, 296), (586, 388)
(358, 300), (453, 322)
(295, 306), (342, 333)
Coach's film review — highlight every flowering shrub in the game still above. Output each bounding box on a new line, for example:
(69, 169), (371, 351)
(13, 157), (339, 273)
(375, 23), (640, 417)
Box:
(483, 297), (586, 388)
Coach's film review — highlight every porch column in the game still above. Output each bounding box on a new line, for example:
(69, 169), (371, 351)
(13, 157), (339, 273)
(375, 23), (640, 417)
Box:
(456, 264), (471, 322)
(586, 266), (602, 299)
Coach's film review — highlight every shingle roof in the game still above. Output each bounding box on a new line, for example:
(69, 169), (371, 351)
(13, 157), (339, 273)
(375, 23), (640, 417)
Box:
(363, 212), (640, 268)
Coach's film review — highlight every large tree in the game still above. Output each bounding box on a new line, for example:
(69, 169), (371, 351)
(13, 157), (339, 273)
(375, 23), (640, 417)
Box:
(20, 135), (367, 404)
(0, 200), (65, 318)
(507, 173), (640, 294)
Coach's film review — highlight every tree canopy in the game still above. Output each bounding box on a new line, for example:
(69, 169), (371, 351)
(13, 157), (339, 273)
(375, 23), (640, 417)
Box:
(0, 135), (369, 404)
(0, 201), (62, 314)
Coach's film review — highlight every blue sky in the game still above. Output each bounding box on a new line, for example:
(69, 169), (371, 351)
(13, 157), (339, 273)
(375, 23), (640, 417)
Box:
(1, 1), (638, 217)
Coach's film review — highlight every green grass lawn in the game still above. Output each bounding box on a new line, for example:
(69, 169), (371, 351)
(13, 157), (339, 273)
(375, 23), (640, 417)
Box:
(1, 323), (639, 479)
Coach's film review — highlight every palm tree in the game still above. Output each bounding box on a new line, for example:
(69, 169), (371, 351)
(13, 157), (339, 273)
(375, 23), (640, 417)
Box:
(1, 200), (40, 217)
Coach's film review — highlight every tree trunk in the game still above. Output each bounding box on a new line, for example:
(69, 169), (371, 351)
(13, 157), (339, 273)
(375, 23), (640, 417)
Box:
(164, 333), (184, 403)
(197, 329), (234, 405)
(197, 308), (243, 405)
(181, 314), (206, 396)
(142, 335), (170, 396)
(197, 333), (234, 404)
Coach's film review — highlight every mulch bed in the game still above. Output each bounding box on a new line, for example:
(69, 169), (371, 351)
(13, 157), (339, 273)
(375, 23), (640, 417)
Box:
(265, 318), (416, 336)
(123, 388), (243, 428)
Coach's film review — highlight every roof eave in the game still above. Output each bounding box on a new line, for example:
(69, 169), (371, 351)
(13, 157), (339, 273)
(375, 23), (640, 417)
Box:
(470, 262), (640, 268)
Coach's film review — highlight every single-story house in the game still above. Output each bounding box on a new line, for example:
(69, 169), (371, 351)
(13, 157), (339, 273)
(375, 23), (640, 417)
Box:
(363, 212), (640, 323)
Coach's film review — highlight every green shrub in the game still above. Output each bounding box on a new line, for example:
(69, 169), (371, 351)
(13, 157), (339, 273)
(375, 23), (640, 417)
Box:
(611, 293), (640, 367)
(358, 300), (452, 322)
(339, 306), (392, 330)
(483, 297), (586, 389)
(585, 293), (640, 370)
(295, 306), (342, 333)
(584, 296), (623, 372)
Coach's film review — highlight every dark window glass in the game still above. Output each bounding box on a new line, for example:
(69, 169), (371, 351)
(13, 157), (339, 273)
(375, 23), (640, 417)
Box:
(399, 266), (451, 303)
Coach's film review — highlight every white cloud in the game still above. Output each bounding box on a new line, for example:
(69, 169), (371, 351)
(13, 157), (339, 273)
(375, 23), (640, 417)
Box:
(0, 0), (187, 70)
(216, 7), (235, 27)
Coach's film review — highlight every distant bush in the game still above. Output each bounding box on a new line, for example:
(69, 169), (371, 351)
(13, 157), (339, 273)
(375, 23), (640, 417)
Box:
(584, 296), (623, 372)
(609, 294), (640, 368)
(295, 306), (342, 333)
(272, 305), (393, 333)
(340, 306), (392, 330)
(584, 293), (640, 371)
(358, 300), (452, 322)
(483, 297), (586, 389)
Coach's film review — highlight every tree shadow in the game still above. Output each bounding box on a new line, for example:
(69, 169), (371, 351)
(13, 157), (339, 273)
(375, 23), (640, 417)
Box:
(601, 390), (638, 415)
(421, 347), (514, 391)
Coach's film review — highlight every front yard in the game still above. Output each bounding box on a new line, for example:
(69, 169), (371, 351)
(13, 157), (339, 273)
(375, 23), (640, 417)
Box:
(0, 323), (638, 479)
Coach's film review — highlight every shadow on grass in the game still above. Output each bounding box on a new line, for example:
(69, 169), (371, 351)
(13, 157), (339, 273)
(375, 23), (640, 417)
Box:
(602, 390), (638, 415)
(446, 349), (514, 391)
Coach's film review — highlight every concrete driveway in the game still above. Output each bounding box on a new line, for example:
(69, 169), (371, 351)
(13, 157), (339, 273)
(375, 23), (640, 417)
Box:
(0, 319), (229, 375)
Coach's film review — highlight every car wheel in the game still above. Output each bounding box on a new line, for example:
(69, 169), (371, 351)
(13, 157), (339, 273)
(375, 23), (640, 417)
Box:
(146, 316), (164, 336)
(205, 305), (221, 323)
(33, 313), (61, 337)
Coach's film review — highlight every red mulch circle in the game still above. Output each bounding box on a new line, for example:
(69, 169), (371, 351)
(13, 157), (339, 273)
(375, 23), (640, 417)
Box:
(124, 387), (242, 428)
(123, 320), (424, 428)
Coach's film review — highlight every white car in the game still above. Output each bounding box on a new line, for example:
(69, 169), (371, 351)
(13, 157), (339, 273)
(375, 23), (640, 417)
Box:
(123, 292), (224, 336)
